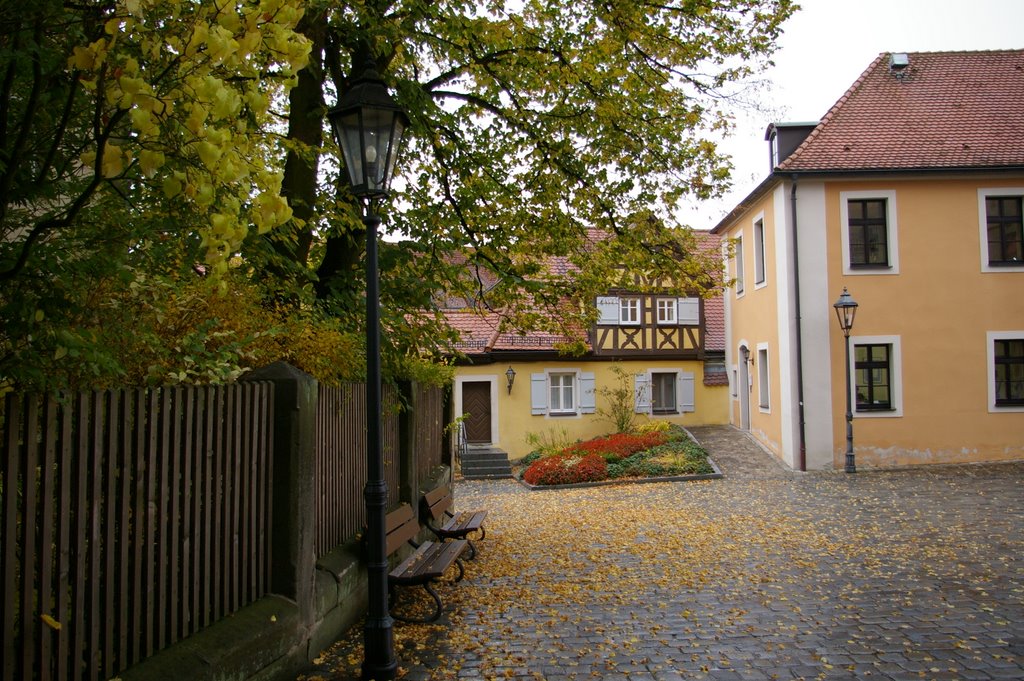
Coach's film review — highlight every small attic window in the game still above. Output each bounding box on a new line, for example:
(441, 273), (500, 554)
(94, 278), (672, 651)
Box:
(769, 130), (779, 169)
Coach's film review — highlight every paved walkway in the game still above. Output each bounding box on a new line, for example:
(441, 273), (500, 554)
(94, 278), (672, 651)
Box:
(302, 426), (1024, 681)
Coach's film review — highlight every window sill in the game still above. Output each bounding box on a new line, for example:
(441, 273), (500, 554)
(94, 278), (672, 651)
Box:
(854, 408), (901, 418)
(984, 262), (1024, 272)
(548, 411), (578, 417)
(844, 265), (899, 276)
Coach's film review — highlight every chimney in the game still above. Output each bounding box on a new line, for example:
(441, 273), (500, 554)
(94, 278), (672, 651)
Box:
(889, 52), (910, 79)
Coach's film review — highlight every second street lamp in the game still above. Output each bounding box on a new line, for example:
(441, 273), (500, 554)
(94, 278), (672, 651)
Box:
(327, 61), (409, 681)
(833, 287), (859, 474)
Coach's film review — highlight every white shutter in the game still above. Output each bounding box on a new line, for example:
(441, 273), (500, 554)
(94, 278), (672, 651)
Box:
(579, 372), (596, 414)
(597, 296), (619, 324)
(679, 371), (695, 413)
(634, 373), (651, 413)
(531, 373), (547, 415)
(677, 298), (700, 326)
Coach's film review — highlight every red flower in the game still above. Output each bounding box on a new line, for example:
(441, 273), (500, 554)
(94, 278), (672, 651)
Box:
(563, 432), (666, 461)
(523, 452), (608, 486)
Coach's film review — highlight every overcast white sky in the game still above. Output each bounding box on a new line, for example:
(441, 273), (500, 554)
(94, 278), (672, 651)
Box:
(679, 0), (1024, 230)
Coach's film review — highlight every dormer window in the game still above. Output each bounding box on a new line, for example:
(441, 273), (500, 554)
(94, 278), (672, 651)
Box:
(765, 122), (818, 169)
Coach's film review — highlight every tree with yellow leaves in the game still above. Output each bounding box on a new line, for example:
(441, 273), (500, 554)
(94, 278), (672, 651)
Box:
(260, 0), (795, 355)
(0, 0), (310, 389)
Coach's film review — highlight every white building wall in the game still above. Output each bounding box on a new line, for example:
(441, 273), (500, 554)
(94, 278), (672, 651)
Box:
(772, 183), (798, 469)
(793, 181), (836, 469)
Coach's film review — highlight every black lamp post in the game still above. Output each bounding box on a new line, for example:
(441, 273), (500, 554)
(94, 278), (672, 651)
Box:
(328, 62), (408, 681)
(833, 287), (859, 474)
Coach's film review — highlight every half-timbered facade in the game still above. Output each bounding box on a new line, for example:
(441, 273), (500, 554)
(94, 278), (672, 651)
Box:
(593, 293), (703, 357)
(443, 237), (729, 462)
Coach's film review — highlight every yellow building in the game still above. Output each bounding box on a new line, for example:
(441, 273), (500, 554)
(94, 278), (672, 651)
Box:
(712, 50), (1024, 470)
(444, 244), (730, 474)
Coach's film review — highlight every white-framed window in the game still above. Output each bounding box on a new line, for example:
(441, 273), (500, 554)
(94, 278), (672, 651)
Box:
(550, 372), (575, 413)
(530, 370), (596, 416)
(849, 335), (903, 417)
(757, 344), (770, 411)
(753, 216), (767, 287)
(597, 295), (698, 326)
(656, 298), (677, 325)
(840, 190), (900, 275)
(978, 188), (1024, 272)
(620, 298), (641, 325)
(634, 370), (695, 415)
(987, 331), (1024, 412)
(734, 233), (745, 296)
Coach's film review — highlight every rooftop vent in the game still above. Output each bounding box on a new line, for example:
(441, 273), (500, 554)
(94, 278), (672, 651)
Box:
(889, 53), (910, 78)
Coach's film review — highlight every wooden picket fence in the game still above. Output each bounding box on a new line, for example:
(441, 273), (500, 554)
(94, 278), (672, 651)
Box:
(0, 374), (446, 681)
(0, 384), (275, 681)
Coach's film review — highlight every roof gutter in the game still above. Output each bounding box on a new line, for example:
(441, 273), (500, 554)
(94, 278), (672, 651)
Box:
(790, 174), (807, 472)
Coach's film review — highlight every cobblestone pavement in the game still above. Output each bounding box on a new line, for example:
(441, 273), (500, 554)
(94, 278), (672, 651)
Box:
(303, 426), (1024, 681)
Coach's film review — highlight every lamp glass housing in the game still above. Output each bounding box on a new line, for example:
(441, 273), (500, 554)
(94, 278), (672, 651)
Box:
(833, 288), (859, 335)
(329, 68), (408, 199)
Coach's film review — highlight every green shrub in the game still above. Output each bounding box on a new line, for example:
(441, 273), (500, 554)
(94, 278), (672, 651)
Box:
(524, 427), (574, 459)
(521, 451), (542, 466)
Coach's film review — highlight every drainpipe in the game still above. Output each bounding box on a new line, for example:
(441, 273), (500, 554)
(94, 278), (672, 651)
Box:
(791, 175), (807, 472)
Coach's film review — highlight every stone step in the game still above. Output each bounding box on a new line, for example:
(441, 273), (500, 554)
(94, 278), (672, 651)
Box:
(460, 445), (512, 479)
(462, 449), (510, 463)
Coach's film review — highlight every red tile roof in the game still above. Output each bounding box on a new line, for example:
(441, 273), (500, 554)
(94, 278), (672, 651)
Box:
(443, 229), (725, 357)
(780, 50), (1024, 172)
(444, 311), (499, 352)
(703, 294), (725, 352)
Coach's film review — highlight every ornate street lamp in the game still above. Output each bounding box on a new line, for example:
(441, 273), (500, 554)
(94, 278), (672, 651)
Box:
(833, 287), (859, 474)
(505, 366), (516, 394)
(328, 61), (408, 681)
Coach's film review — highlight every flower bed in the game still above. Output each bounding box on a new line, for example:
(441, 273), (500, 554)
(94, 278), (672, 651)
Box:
(520, 425), (715, 486)
(563, 431), (667, 461)
(521, 452), (608, 486)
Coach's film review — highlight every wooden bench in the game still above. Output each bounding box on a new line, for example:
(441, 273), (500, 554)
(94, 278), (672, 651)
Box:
(421, 485), (487, 559)
(384, 503), (467, 623)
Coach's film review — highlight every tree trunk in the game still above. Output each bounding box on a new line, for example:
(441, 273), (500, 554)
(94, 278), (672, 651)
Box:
(266, 12), (325, 281)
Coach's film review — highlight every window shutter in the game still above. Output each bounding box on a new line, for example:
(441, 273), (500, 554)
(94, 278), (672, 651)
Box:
(679, 371), (695, 413)
(634, 373), (651, 413)
(597, 296), (619, 324)
(579, 372), (596, 414)
(678, 298), (700, 325)
(531, 373), (547, 415)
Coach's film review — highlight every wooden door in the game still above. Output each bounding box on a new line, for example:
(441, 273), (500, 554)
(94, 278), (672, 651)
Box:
(462, 381), (492, 444)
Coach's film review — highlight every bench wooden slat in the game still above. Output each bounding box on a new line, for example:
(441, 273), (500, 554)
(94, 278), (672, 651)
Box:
(390, 539), (467, 584)
(394, 540), (464, 578)
(390, 542), (442, 583)
(423, 485), (453, 522)
(441, 510), (487, 535)
(385, 504), (420, 555)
